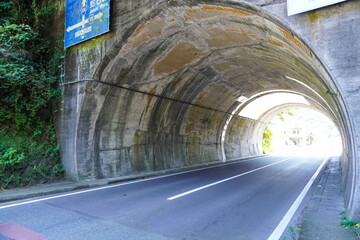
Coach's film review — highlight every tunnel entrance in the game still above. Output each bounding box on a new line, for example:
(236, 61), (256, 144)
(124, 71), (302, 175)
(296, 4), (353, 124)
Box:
(89, 4), (348, 170)
(261, 107), (342, 156)
(60, 1), (357, 218)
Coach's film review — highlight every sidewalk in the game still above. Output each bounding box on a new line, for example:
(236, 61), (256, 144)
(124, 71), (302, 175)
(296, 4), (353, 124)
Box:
(298, 156), (356, 239)
(0, 179), (109, 203)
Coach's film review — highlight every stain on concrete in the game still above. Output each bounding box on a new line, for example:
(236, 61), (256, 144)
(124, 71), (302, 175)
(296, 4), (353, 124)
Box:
(308, 11), (321, 22)
(129, 16), (166, 49)
(153, 42), (203, 75)
(268, 38), (284, 47)
(279, 27), (312, 59)
(145, 86), (157, 113)
(186, 5), (253, 18)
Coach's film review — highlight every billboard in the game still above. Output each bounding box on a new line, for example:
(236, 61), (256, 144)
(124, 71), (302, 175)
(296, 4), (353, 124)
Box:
(65, 0), (110, 48)
(288, 0), (347, 16)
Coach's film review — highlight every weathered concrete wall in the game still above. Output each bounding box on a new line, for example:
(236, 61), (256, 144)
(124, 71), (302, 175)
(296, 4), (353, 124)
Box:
(225, 117), (260, 160)
(57, 0), (360, 219)
(249, 0), (360, 220)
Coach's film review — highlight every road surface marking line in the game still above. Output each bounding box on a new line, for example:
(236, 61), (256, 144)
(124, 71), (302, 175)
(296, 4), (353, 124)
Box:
(267, 156), (329, 240)
(0, 156), (270, 210)
(167, 157), (295, 200)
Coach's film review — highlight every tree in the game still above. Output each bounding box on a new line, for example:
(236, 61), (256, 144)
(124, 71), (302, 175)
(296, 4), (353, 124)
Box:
(262, 126), (273, 154)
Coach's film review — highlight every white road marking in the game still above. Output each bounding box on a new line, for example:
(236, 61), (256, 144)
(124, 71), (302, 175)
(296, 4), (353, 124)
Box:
(267, 156), (329, 240)
(167, 157), (295, 200)
(0, 156), (267, 210)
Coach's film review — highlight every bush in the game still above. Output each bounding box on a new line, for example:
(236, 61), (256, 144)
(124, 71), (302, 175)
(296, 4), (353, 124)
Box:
(0, 0), (65, 188)
(262, 126), (273, 154)
(0, 148), (26, 188)
(0, 129), (64, 188)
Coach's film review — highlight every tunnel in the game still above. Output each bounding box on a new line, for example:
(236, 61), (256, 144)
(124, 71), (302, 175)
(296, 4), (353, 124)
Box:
(59, 1), (357, 217)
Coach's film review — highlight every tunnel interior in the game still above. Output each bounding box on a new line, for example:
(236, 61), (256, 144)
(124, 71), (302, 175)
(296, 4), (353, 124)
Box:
(64, 3), (351, 190)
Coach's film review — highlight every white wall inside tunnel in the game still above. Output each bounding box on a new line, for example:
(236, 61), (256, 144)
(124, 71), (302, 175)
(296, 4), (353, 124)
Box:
(239, 93), (310, 120)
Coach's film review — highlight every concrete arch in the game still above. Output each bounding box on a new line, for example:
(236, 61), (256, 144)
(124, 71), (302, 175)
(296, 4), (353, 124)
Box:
(58, 0), (358, 218)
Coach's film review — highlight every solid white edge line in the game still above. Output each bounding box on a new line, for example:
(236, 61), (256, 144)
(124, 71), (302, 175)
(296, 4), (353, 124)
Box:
(0, 156), (269, 210)
(167, 157), (295, 200)
(267, 156), (330, 240)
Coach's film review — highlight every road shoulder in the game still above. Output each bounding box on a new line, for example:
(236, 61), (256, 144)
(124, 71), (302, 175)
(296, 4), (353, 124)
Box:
(298, 157), (356, 239)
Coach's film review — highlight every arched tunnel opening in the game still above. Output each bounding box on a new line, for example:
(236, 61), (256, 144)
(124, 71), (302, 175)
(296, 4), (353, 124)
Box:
(87, 3), (349, 176)
(260, 106), (342, 157)
(60, 1), (357, 218)
(222, 91), (344, 160)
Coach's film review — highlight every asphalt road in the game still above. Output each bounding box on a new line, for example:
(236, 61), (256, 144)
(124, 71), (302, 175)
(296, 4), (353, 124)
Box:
(0, 155), (326, 240)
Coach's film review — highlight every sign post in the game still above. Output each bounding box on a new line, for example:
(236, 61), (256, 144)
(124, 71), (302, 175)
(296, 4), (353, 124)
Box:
(288, 0), (347, 16)
(65, 0), (110, 48)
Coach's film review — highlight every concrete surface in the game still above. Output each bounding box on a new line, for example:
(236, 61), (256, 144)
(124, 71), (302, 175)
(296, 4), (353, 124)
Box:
(298, 156), (356, 239)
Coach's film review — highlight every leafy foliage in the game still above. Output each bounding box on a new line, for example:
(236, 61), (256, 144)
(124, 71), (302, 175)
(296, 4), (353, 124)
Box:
(0, 0), (64, 188)
(262, 125), (273, 154)
(277, 109), (294, 122)
(340, 212), (360, 238)
(341, 220), (360, 228)
(263, 108), (296, 154)
(326, 90), (338, 97)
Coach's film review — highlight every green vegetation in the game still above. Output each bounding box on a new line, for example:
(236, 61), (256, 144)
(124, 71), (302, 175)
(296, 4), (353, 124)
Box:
(288, 226), (296, 240)
(340, 211), (360, 238)
(262, 125), (273, 154)
(326, 90), (338, 97)
(262, 109), (295, 154)
(277, 109), (294, 122)
(307, 132), (314, 145)
(281, 224), (301, 240)
(0, 0), (64, 189)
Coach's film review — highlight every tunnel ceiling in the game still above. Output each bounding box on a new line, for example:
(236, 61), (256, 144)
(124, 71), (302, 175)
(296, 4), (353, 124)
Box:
(97, 3), (339, 121)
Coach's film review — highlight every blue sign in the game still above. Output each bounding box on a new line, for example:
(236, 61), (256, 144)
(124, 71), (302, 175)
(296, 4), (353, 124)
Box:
(65, 0), (110, 48)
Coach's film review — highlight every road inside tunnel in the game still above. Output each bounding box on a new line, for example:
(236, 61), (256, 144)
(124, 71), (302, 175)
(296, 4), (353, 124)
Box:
(1, 155), (329, 239)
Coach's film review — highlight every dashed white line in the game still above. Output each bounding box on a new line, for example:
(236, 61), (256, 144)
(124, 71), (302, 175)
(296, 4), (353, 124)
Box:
(0, 156), (267, 210)
(167, 157), (295, 200)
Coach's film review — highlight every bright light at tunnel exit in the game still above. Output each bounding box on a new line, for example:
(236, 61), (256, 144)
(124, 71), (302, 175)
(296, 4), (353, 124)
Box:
(263, 108), (343, 157)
